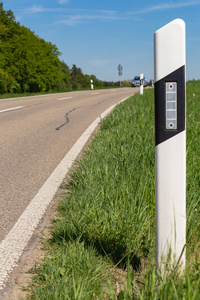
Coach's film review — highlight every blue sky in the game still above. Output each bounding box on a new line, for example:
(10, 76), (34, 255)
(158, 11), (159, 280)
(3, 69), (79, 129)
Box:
(3, 0), (200, 82)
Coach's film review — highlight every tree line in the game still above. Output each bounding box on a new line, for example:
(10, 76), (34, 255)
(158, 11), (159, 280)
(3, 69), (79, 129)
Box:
(0, 2), (123, 95)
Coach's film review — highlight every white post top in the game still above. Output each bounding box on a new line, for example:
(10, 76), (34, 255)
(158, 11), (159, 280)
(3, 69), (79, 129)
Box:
(140, 73), (144, 80)
(154, 19), (185, 82)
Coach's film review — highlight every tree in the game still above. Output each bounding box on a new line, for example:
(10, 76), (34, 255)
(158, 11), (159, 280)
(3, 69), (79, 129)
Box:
(0, 2), (63, 93)
(56, 61), (72, 91)
(71, 64), (85, 90)
(0, 2), (119, 94)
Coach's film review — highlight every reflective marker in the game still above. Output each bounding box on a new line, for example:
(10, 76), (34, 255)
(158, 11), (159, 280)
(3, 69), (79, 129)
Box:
(91, 79), (94, 90)
(154, 19), (186, 271)
(166, 82), (177, 129)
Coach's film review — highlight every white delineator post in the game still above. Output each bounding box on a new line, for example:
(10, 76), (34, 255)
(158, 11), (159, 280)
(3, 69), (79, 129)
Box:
(140, 73), (144, 95)
(154, 19), (186, 270)
(91, 79), (94, 90)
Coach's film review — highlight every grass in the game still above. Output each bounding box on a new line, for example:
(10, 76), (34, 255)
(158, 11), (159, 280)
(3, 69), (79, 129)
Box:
(27, 239), (110, 299)
(26, 81), (200, 299)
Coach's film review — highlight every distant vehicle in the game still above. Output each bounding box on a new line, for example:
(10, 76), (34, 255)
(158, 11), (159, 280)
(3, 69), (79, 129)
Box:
(132, 76), (147, 87)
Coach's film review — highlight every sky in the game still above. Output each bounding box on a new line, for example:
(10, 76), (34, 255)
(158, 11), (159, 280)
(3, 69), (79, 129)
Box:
(3, 0), (200, 82)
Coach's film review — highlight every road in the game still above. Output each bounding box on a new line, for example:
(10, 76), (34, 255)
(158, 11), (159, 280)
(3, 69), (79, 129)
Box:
(0, 88), (138, 243)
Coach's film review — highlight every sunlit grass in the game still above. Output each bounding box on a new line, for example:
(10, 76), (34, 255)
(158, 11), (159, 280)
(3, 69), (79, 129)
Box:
(27, 81), (200, 299)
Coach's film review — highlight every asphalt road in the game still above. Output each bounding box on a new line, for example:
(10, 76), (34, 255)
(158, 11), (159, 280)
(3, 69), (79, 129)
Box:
(0, 88), (139, 243)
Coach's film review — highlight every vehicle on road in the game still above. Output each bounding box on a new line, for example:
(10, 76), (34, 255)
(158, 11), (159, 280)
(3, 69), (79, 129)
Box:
(132, 76), (147, 87)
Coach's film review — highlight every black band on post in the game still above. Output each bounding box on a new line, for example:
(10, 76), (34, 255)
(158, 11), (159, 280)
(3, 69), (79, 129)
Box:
(155, 65), (185, 146)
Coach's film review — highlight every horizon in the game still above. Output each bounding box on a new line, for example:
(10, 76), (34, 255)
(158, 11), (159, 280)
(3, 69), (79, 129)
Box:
(3, 0), (200, 82)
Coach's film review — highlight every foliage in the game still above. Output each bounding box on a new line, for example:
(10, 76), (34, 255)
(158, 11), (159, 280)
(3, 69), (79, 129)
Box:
(0, 2), (62, 93)
(27, 240), (109, 300)
(0, 2), (125, 95)
(70, 64), (90, 90)
(185, 80), (200, 253)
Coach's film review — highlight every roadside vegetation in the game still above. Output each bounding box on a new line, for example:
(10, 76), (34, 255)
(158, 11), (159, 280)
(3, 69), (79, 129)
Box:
(23, 81), (200, 299)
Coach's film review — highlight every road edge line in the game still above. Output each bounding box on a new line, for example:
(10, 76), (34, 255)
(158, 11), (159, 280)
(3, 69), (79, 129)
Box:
(0, 97), (129, 290)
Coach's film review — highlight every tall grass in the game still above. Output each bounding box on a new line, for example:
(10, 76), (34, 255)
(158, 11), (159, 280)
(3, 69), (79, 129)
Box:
(27, 240), (110, 299)
(27, 81), (200, 299)
(186, 81), (200, 255)
(52, 88), (155, 268)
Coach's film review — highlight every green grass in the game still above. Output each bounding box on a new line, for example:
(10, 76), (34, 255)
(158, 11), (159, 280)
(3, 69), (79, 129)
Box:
(27, 239), (110, 299)
(186, 81), (200, 254)
(26, 81), (200, 299)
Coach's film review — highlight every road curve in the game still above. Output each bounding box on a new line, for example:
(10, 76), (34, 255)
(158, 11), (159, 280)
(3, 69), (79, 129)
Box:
(0, 87), (139, 291)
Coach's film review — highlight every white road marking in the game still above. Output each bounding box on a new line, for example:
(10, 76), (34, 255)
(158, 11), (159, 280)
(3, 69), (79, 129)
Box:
(0, 94), (50, 102)
(0, 106), (24, 113)
(0, 96), (129, 291)
(57, 97), (72, 100)
(0, 93), (73, 103)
